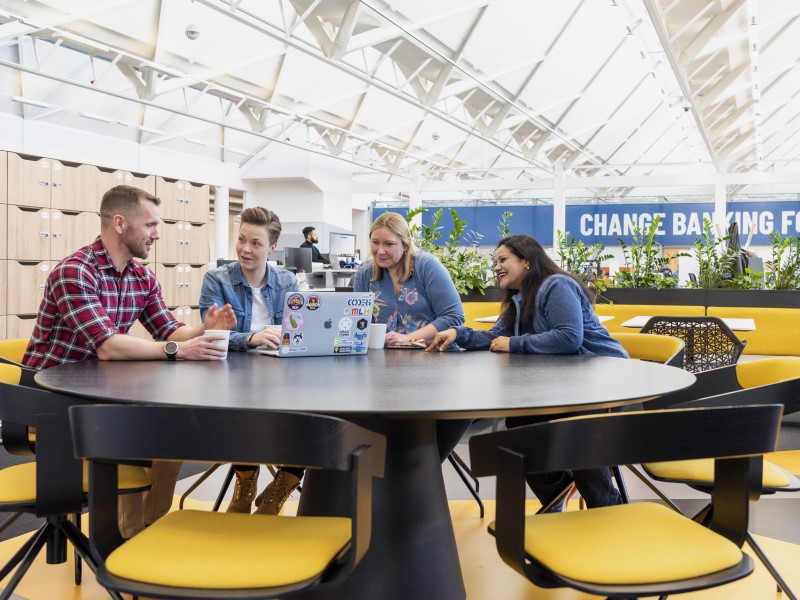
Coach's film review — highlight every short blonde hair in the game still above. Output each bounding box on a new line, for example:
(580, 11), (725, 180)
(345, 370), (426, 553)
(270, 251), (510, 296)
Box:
(369, 212), (418, 282)
(240, 207), (282, 245)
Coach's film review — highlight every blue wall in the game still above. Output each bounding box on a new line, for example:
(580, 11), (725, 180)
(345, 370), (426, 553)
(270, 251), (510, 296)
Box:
(378, 200), (800, 247)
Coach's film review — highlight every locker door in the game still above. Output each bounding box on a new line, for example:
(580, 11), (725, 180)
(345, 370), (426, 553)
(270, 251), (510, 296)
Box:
(183, 263), (208, 307)
(154, 220), (182, 264)
(183, 222), (209, 265)
(7, 205), (51, 260)
(52, 211), (100, 259)
(0, 205), (6, 260)
(7, 261), (52, 314)
(8, 154), (51, 208)
(0, 261), (6, 316)
(49, 160), (65, 208)
(155, 177), (182, 221)
(154, 264), (181, 307)
(6, 315), (37, 340)
(56, 163), (102, 212)
(184, 183), (209, 223)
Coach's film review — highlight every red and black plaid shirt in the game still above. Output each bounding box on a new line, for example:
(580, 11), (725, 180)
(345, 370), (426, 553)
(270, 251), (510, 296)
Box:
(23, 237), (183, 370)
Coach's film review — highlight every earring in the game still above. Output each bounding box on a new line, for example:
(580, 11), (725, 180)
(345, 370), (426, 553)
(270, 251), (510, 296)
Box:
(525, 264), (530, 270)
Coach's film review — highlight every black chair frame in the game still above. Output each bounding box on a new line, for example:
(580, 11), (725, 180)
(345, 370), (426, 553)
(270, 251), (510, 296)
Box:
(469, 405), (783, 599)
(0, 381), (124, 600)
(70, 404), (386, 600)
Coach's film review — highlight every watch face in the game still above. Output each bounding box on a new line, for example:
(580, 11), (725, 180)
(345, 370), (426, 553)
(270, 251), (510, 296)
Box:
(165, 341), (179, 355)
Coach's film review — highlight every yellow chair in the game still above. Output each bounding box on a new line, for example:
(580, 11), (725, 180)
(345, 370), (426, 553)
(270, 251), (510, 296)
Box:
(611, 331), (685, 368)
(639, 357), (800, 599)
(0, 338), (28, 365)
(468, 404), (784, 599)
(69, 404), (386, 599)
(0, 381), (149, 600)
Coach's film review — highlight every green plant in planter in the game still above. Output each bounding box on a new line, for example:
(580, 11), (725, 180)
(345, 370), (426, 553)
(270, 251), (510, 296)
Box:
(555, 230), (613, 291)
(694, 218), (739, 288)
(728, 267), (766, 290)
(405, 208), (493, 295)
(615, 216), (682, 289)
(766, 231), (800, 290)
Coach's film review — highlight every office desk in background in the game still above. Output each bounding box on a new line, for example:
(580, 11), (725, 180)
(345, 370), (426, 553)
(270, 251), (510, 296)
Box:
(37, 351), (694, 600)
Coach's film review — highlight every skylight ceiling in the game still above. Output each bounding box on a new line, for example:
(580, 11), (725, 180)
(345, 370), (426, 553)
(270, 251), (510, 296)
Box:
(1, 0), (799, 192)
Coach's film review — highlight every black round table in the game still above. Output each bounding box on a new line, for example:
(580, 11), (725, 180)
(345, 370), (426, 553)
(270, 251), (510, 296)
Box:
(37, 350), (695, 600)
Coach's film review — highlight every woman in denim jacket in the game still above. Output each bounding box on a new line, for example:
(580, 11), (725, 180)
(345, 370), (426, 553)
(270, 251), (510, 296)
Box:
(199, 207), (301, 515)
(429, 234), (628, 511)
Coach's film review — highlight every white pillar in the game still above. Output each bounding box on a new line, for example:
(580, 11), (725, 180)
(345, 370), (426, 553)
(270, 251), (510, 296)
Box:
(213, 185), (230, 261)
(553, 161), (566, 246)
(408, 164), (422, 227)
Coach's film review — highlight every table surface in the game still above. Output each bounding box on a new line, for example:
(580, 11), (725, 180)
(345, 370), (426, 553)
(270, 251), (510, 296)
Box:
(621, 315), (756, 331)
(36, 349), (694, 419)
(36, 350), (694, 600)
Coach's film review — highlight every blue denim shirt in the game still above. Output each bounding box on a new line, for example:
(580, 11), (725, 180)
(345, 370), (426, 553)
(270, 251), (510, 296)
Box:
(199, 261), (298, 352)
(455, 274), (628, 357)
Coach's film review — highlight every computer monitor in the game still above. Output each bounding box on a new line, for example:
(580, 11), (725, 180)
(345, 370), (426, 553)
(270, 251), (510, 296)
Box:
(329, 232), (356, 257)
(270, 249), (285, 266)
(284, 247), (313, 274)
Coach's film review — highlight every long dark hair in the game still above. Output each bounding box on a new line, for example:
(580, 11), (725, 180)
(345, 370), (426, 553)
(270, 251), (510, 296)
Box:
(497, 235), (594, 327)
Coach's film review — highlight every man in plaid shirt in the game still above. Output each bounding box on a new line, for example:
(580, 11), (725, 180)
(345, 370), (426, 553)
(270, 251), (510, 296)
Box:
(23, 184), (236, 536)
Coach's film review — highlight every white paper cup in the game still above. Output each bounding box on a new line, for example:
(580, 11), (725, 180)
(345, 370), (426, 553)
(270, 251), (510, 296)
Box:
(369, 323), (387, 349)
(203, 329), (231, 358)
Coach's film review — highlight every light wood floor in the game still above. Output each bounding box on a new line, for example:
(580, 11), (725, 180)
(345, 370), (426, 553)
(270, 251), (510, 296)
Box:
(1, 496), (798, 600)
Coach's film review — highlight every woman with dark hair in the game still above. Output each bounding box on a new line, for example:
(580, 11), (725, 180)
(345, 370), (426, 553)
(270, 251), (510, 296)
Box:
(428, 234), (628, 510)
(199, 206), (302, 515)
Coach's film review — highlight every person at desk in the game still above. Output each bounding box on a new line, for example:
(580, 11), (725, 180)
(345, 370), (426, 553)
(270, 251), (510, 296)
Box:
(429, 234), (628, 510)
(23, 184), (236, 537)
(354, 211), (468, 460)
(300, 226), (330, 264)
(199, 206), (303, 515)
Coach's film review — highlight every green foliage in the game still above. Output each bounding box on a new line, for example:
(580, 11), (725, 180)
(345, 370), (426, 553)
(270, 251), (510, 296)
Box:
(728, 268), (766, 290)
(693, 219), (739, 289)
(766, 232), (800, 290)
(615, 216), (682, 289)
(405, 208), (494, 295)
(555, 230), (613, 290)
(497, 211), (513, 239)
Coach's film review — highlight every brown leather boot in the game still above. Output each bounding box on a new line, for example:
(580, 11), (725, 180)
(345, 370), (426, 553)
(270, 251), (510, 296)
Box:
(254, 470), (301, 515)
(225, 467), (259, 513)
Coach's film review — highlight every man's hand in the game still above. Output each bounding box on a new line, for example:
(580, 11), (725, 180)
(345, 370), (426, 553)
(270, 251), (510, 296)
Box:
(203, 303), (236, 331)
(176, 335), (228, 360)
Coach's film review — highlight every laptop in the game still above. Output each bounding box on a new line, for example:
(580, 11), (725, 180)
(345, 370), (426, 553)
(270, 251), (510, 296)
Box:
(258, 291), (375, 357)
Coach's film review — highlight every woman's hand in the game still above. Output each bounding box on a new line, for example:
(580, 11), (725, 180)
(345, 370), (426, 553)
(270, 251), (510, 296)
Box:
(426, 328), (457, 352)
(203, 303), (237, 331)
(489, 336), (511, 353)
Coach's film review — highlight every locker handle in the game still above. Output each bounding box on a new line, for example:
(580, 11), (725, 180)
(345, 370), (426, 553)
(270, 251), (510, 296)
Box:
(39, 180), (50, 186)
(39, 231), (50, 238)
(53, 232), (64, 238)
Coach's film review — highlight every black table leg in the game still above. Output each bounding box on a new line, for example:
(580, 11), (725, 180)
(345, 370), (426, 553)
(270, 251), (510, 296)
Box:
(295, 418), (466, 600)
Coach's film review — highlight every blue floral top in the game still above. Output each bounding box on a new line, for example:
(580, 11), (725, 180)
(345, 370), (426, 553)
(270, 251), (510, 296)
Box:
(353, 251), (464, 334)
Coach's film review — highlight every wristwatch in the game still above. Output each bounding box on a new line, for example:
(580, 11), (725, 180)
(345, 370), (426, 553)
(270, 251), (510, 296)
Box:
(164, 341), (179, 361)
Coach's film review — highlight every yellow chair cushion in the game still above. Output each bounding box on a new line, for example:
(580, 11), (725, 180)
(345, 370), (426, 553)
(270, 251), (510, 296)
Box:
(735, 357), (800, 389)
(644, 458), (792, 488)
(610, 332), (683, 363)
(0, 339), (28, 364)
(764, 451), (800, 477)
(492, 502), (742, 585)
(0, 463), (150, 503)
(0, 364), (22, 385)
(106, 510), (352, 589)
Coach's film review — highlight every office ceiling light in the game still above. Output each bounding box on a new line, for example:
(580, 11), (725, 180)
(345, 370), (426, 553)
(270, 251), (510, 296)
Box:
(79, 112), (115, 123)
(10, 95), (51, 108)
(134, 124), (166, 136)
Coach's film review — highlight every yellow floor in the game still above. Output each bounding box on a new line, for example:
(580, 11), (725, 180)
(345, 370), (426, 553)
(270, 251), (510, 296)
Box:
(1, 499), (798, 599)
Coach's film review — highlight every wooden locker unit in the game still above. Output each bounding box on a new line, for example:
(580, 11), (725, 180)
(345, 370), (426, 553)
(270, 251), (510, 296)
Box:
(0, 151), (6, 204)
(0, 205), (6, 260)
(155, 178), (209, 223)
(0, 261), (6, 317)
(7, 261), (52, 315)
(174, 306), (202, 328)
(0, 316), (5, 339)
(51, 211), (100, 260)
(154, 264), (182, 307)
(154, 220), (182, 264)
(56, 163), (103, 212)
(183, 222), (209, 264)
(6, 315), (37, 340)
(7, 206), (51, 261)
(184, 182), (210, 223)
(7, 154), (61, 208)
(183, 263), (208, 307)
